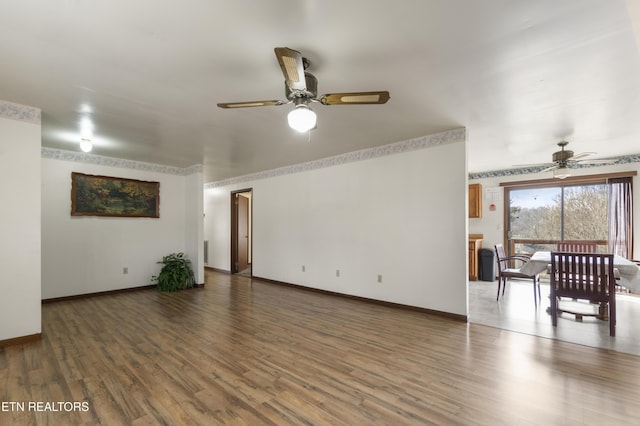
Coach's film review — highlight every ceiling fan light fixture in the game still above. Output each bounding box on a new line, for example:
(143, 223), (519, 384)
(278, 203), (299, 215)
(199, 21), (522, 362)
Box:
(218, 47), (390, 132)
(553, 166), (571, 179)
(288, 104), (316, 132)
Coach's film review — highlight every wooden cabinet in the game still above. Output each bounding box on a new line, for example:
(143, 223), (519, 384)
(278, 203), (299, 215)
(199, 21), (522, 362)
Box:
(469, 183), (482, 218)
(468, 235), (483, 281)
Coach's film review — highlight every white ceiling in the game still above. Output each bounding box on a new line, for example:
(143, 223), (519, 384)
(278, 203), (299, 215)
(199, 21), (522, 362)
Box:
(2, 0), (640, 183)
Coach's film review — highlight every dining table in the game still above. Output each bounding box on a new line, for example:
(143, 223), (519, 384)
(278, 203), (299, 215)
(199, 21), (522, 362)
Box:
(519, 251), (640, 294)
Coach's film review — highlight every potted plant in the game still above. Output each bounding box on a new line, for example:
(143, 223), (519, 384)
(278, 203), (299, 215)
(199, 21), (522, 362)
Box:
(151, 252), (195, 292)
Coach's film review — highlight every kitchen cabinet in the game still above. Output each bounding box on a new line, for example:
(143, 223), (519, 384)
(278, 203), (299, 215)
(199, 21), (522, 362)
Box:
(469, 183), (482, 218)
(469, 234), (483, 281)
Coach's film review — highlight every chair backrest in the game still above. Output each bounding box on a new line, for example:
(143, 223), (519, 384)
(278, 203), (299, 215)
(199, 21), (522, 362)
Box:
(494, 244), (507, 273)
(550, 252), (615, 302)
(556, 241), (597, 253)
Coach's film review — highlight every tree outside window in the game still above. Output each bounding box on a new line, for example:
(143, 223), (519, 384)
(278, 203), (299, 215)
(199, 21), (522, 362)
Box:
(508, 183), (608, 253)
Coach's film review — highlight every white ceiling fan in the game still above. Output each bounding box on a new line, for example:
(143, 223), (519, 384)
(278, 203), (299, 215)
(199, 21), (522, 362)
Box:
(217, 47), (390, 132)
(515, 141), (615, 179)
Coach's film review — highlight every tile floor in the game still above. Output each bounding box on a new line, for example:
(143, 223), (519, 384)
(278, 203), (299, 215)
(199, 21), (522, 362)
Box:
(469, 276), (640, 356)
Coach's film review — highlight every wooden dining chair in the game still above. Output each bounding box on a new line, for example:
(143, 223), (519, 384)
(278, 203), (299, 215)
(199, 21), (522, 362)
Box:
(494, 244), (540, 306)
(556, 241), (597, 253)
(550, 252), (616, 336)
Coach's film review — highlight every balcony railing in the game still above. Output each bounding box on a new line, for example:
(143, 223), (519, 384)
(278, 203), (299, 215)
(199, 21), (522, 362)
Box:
(508, 239), (608, 257)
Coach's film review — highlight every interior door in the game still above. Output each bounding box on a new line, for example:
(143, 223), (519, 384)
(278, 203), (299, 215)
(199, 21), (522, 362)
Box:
(236, 194), (249, 272)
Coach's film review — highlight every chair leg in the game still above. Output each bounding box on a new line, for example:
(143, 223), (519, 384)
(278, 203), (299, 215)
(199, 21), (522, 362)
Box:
(502, 277), (507, 296)
(609, 299), (616, 337)
(550, 291), (558, 327)
(537, 279), (541, 301)
(496, 278), (502, 301)
(532, 277), (537, 307)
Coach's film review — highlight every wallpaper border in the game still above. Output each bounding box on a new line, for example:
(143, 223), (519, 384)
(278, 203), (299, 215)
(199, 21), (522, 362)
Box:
(41, 148), (203, 176)
(0, 100), (41, 124)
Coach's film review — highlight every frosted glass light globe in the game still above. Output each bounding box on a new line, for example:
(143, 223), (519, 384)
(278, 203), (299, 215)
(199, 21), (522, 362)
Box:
(287, 105), (316, 132)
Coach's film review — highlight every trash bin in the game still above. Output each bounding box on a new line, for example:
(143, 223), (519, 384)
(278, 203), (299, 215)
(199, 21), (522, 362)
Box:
(478, 248), (495, 281)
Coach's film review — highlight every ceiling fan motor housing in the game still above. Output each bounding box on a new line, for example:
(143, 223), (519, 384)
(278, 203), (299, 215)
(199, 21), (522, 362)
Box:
(552, 149), (573, 165)
(285, 72), (318, 100)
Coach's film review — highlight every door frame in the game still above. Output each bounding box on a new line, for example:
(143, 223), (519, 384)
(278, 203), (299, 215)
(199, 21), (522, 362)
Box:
(230, 188), (253, 275)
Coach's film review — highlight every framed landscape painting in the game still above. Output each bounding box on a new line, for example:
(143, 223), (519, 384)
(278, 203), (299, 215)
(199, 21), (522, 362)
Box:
(71, 172), (160, 218)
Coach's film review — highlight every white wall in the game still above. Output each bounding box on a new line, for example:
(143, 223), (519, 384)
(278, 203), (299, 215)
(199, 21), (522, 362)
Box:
(41, 157), (203, 299)
(185, 169), (205, 284)
(206, 187), (232, 269)
(205, 129), (469, 316)
(0, 102), (41, 341)
(469, 162), (640, 257)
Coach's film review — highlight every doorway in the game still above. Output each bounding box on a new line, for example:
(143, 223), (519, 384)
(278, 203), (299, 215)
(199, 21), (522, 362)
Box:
(231, 189), (252, 277)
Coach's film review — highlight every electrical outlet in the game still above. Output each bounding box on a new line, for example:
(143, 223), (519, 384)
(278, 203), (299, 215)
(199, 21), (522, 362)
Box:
(123, 267), (128, 274)
(377, 274), (382, 283)
(336, 269), (340, 277)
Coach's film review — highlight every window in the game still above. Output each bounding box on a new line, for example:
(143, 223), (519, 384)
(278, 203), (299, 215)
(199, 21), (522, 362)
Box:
(508, 183), (608, 253)
(501, 172), (635, 258)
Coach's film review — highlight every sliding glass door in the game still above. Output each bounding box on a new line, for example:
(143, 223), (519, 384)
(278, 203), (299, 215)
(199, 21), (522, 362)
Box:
(506, 183), (608, 255)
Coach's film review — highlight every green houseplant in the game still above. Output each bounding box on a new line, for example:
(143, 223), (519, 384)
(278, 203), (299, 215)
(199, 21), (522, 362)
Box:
(151, 252), (195, 292)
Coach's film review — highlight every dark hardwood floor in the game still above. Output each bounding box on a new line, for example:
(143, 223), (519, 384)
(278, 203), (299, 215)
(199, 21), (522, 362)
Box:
(2, 270), (640, 425)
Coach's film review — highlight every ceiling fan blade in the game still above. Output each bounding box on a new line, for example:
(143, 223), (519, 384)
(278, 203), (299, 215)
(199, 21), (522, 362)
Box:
(539, 164), (559, 173)
(217, 100), (283, 109)
(576, 158), (617, 164)
(512, 162), (552, 168)
(568, 151), (596, 161)
(320, 91), (390, 105)
(274, 47), (307, 91)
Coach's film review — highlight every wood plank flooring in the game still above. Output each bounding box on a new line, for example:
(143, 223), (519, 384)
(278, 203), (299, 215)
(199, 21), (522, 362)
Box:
(2, 270), (640, 425)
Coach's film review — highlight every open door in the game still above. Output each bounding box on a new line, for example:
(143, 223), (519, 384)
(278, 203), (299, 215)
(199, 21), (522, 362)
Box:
(231, 189), (252, 275)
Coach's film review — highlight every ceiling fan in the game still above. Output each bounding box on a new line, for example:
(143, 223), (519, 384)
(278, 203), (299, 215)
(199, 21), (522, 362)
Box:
(515, 141), (615, 179)
(217, 47), (390, 132)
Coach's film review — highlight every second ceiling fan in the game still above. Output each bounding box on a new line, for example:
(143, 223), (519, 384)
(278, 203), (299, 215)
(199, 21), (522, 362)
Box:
(515, 141), (615, 179)
(217, 47), (390, 132)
